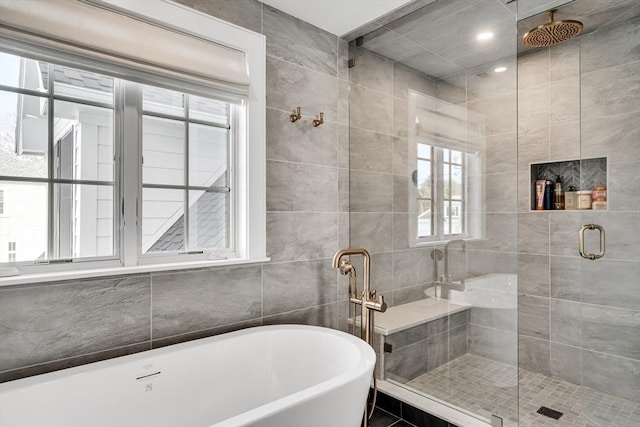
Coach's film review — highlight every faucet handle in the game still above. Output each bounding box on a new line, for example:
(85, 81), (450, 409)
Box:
(365, 290), (387, 312)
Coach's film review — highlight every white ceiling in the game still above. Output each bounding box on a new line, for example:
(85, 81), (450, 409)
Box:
(259, 0), (414, 37)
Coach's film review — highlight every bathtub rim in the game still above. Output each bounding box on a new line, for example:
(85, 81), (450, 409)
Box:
(0, 324), (376, 426)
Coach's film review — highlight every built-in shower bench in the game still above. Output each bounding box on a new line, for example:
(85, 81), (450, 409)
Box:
(370, 298), (471, 382)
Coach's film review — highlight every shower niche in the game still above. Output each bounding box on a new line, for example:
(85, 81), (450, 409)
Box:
(529, 157), (607, 210)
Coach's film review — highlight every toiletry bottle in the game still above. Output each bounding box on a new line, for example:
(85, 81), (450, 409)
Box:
(565, 186), (578, 210)
(544, 180), (553, 210)
(553, 175), (564, 210)
(535, 180), (546, 210)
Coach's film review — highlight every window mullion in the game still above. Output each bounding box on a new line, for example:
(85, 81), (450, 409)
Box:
(184, 95), (190, 252)
(47, 62), (55, 260)
(121, 81), (142, 267)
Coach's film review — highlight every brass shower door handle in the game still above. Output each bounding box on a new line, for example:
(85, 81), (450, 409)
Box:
(578, 224), (605, 260)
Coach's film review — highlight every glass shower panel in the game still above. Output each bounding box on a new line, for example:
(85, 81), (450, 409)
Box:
(348, 0), (518, 424)
(517, 1), (640, 426)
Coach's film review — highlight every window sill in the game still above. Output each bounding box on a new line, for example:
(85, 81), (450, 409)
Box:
(0, 257), (271, 287)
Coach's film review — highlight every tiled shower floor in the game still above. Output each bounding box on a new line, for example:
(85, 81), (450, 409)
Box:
(401, 353), (639, 427)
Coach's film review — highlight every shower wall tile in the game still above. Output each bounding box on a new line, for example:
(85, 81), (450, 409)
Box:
(581, 113), (640, 164)
(468, 213), (517, 252)
(392, 248), (432, 289)
(517, 49), (549, 90)
(263, 303), (337, 329)
(263, 259), (337, 316)
(580, 259), (640, 310)
(339, 168), (349, 212)
(518, 84), (550, 131)
(518, 253), (549, 297)
(580, 211), (640, 262)
(467, 92), (517, 136)
(393, 283), (435, 306)
(350, 85), (393, 134)
(393, 98), (409, 139)
(349, 46), (394, 94)
(549, 39), (579, 81)
(349, 128), (393, 173)
(580, 18), (640, 75)
(392, 213), (411, 251)
(349, 171), (393, 212)
(466, 60), (517, 102)
(481, 173), (517, 213)
(549, 298), (581, 347)
(518, 212), (549, 255)
(174, 0), (262, 33)
(468, 325), (517, 366)
(582, 350), (640, 402)
(549, 121), (580, 161)
(350, 213), (393, 254)
(581, 61), (640, 121)
(266, 56), (338, 121)
(152, 319), (261, 349)
(449, 323), (469, 361)
(581, 304), (640, 360)
(550, 77), (580, 125)
(151, 266), (262, 339)
(266, 108), (337, 167)
(348, 251), (394, 296)
(470, 304), (517, 334)
(550, 342), (582, 385)
(338, 80), (350, 127)
(608, 161), (640, 211)
(393, 64), (435, 101)
(338, 39), (349, 82)
(393, 175), (409, 213)
(393, 137), (410, 175)
(483, 132), (517, 175)
(426, 332), (448, 371)
(517, 127), (550, 171)
(266, 160), (337, 212)
(385, 340), (429, 382)
(519, 335), (550, 376)
(386, 324), (429, 349)
(0, 276), (151, 371)
(518, 294), (550, 340)
(266, 212), (337, 262)
(467, 250), (518, 277)
(263, 5), (337, 76)
(338, 125), (350, 169)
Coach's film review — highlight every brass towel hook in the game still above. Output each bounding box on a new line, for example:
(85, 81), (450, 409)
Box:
(312, 112), (324, 127)
(289, 106), (302, 122)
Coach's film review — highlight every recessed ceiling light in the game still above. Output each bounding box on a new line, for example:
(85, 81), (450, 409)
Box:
(494, 66), (507, 73)
(477, 31), (494, 41)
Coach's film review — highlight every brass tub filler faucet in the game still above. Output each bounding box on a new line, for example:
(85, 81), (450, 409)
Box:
(332, 247), (387, 427)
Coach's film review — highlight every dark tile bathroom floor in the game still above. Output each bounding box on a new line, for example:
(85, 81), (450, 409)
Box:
(370, 408), (415, 427)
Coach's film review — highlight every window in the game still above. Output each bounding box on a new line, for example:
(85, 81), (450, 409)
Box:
(0, 190), (4, 214)
(409, 91), (482, 245)
(8, 242), (16, 263)
(0, 0), (266, 281)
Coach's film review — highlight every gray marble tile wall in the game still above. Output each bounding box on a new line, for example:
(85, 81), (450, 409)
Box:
(516, 17), (640, 402)
(0, 0), (350, 382)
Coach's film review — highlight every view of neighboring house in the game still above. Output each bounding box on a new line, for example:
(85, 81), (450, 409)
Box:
(0, 54), (229, 263)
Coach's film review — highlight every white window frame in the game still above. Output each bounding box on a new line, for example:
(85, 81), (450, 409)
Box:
(0, 1), (267, 285)
(408, 90), (483, 247)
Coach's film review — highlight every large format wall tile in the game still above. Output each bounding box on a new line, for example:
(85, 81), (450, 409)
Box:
(468, 325), (517, 366)
(550, 342), (581, 385)
(151, 266), (262, 339)
(581, 61), (640, 121)
(266, 212), (337, 262)
(349, 170), (393, 212)
(519, 335), (550, 375)
(0, 276), (151, 371)
(266, 108), (337, 167)
(263, 5), (337, 76)
(266, 160), (337, 212)
(350, 213), (393, 254)
(266, 56), (338, 121)
(349, 46), (394, 94)
(350, 85), (393, 135)
(263, 303), (337, 329)
(518, 253), (549, 297)
(518, 294), (549, 340)
(580, 18), (640, 75)
(263, 259), (337, 316)
(349, 128), (393, 173)
(581, 304), (640, 360)
(582, 350), (640, 402)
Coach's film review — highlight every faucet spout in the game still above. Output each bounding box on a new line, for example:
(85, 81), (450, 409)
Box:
(444, 239), (467, 283)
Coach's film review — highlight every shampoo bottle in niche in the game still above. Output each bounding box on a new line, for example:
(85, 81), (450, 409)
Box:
(553, 175), (564, 210)
(535, 180), (546, 210)
(544, 180), (554, 210)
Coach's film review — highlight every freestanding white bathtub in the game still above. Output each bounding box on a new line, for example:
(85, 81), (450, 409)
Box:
(0, 325), (376, 427)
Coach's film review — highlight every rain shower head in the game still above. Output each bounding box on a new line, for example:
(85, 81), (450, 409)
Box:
(523, 9), (583, 47)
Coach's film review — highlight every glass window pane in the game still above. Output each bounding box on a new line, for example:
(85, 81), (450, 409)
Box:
(143, 116), (185, 185)
(0, 181), (48, 262)
(443, 148), (450, 162)
(53, 184), (114, 259)
(188, 190), (228, 250)
(1, 91), (48, 178)
(142, 187), (184, 253)
(451, 201), (462, 235)
(451, 165), (463, 199)
(417, 143), (431, 159)
(417, 199), (432, 237)
(142, 85), (184, 117)
(443, 201), (451, 235)
(417, 159), (431, 182)
(443, 163), (450, 197)
(53, 64), (113, 104)
(451, 150), (463, 164)
(0, 52), (48, 92)
(189, 124), (228, 187)
(189, 95), (228, 125)
(53, 101), (114, 181)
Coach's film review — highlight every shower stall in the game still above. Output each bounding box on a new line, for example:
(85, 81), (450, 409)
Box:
(346, 0), (639, 425)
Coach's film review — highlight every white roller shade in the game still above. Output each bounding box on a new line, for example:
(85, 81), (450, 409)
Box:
(0, 0), (250, 96)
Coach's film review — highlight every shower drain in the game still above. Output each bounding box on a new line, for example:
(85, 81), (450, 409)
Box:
(537, 406), (563, 420)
